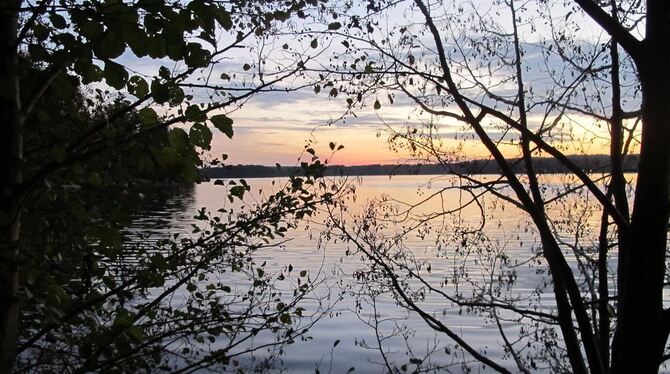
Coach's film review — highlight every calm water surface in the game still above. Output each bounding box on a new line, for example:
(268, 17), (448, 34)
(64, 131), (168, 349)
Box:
(129, 174), (627, 372)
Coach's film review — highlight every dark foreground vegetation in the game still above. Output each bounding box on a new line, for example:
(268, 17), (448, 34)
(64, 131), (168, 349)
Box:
(1, 0), (670, 373)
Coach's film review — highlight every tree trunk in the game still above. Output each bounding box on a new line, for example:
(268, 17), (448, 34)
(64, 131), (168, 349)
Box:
(611, 2), (670, 371)
(0, 2), (21, 373)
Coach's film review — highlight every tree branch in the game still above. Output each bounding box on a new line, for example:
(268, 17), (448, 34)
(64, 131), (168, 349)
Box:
(574, 0), (642, 60)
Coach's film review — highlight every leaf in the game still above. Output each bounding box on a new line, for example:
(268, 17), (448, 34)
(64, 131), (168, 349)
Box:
(32, 24), (49, 40)
(189, 123), (213, 149)
(127, 76), (149, 98)
(273, 10), (290, 22)
(229, 185), (246, 200)
(146, 35), (166, 58)
(185, 105), (207, 122)
(138, 107), (158, 125)
(211, 114), (234, 138)
(184, 43), (211, 68)
(220, 73), (231, 80)
(79, 18), (104, 38)
(329, 142), (336, 150)
(364, 63), (374, 74)
(333, 339), (340, 347)
(150, 79), (170, 104)
(126, 27), (149, 57)
(310, 39), (318, 49)
(50, 12), (67, 29)
(163, 24), (186, 60)
(242, 63), (251, 71)
(328, 22), (342, 30)
(299, 270), (307, 277)
(214, 8), (233, 30)
(75, 61), (103, 84)
(168, 128), (191, 153)
(373, 99), (381, 110)
(279, 313), (292, 324)
(104, 61), (128, 89)
(96, 31), (126, 59)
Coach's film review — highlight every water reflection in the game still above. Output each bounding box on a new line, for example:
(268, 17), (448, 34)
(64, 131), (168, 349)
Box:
(126, 174), (642, 373)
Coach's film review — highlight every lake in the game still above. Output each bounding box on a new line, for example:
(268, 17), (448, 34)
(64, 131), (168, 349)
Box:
(128, 174), (629, 373)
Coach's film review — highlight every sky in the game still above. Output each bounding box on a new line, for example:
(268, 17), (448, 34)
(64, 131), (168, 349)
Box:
(120, 0), (642, 167)
(208, 89), (407, 166)
(206, 88), (620, 167)
(206, 1), (640, 166)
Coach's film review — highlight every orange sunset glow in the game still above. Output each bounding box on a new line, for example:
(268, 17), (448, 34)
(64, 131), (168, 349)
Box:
(208, 92), (629, 166)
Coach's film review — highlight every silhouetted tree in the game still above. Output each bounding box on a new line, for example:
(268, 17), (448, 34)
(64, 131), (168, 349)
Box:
(0, 1), (334, 372)
(315, 0), (669, 372)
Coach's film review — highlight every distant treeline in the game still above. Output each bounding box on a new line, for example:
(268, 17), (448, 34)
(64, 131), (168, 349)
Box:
(200, 154), (639, 179)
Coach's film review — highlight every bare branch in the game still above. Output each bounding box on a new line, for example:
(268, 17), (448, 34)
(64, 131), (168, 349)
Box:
(573, 0), (642, 60)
